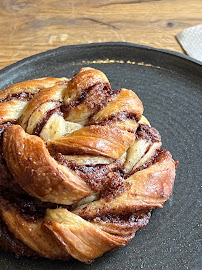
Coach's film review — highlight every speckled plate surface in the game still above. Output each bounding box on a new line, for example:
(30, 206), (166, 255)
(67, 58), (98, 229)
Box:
(0, 42), (201, 270)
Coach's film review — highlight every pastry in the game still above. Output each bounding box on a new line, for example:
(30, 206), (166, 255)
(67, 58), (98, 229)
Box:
(0, 67), (177, 263)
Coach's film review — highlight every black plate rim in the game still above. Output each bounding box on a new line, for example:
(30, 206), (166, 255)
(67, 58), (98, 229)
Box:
(0, 42), (201, 76)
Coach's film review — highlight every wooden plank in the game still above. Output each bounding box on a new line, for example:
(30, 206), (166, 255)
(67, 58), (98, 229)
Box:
(0, 0), (201, 70)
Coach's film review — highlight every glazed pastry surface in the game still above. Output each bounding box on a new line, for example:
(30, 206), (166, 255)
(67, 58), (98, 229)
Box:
(0, 68), (176, 263)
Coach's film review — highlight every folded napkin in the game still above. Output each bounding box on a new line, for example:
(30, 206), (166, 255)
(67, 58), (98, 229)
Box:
(176, 24), (202, 62)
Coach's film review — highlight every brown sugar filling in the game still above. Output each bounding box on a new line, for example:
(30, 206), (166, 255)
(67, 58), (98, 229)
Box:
(91, 111), (139, 126)
(61, 82), (112, 117)
(136, 124), (161, 143)
(87, 210), (151, 227)
(100, 173), (131, 201)
(0, 92), (36, 103)
(54, 153), (123, 191)
(32, 107), (63, 136)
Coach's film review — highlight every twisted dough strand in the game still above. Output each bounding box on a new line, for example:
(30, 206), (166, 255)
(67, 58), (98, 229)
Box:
(0, 68), (176, 263)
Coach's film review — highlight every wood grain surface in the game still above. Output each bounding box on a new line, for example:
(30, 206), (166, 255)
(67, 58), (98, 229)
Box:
(0, 0), (201, 70)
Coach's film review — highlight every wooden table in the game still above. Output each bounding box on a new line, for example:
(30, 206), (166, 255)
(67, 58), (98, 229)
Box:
(0, 0), (201, 70)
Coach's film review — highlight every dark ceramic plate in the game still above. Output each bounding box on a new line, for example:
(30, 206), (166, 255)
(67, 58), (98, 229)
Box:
(0, 42), (201, 270)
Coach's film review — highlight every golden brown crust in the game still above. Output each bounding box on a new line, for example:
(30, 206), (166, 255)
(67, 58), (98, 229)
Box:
(19, 84), (67, 133)
(0, 77), (68, 125)
(43, 208), (130, 263)
(90, 88), (143, 124)
(63, 67), (110, 105)
(47, 125), (135, 158)
(3, 125), (93, 204)
(0, 77), (67, 100)
(0, 67), (177, 263)
(0, 195), (70, 260)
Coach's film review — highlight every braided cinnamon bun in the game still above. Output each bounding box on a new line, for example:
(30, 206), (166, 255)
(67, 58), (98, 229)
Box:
(0, 68), (177, 263)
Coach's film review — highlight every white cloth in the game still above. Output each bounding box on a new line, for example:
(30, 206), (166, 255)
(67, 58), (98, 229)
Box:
(176, 24), (202, 62)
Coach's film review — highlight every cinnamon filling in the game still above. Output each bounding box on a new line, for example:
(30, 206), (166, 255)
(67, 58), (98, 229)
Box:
(86, 86), (121, 121)
(133, 148), (168, 174)
(32, 107), (63, 136)
(79, 208), (151, 226)
(0, 188), (64, 223)
(0, 92), (36, 103)
(91, 111), (139, 126)
(100, 173), (131, 201)
(136, 124), (161, 143)
(21, 100), (61, 131)
(55, 153), (123, 191)
(55, 80), (69, 85)
(61, 82), (119, 121)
